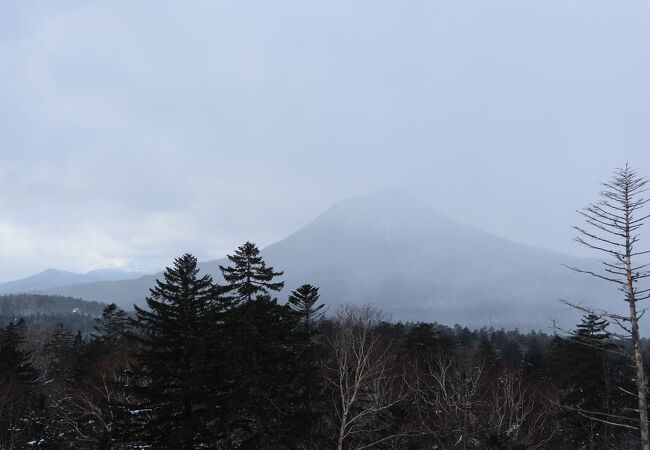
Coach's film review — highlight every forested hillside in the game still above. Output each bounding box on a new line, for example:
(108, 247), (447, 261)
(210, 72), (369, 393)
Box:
(0, 294), (106, 333)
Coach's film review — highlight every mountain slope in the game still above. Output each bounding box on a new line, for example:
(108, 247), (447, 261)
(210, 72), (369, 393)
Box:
(257, 188), (612, 328)
(0, 268), (146, 294)
(40, 188), (615, 329)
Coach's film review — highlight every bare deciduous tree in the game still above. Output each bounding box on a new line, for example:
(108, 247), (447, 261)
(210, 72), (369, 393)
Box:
(408, 356), (558, 449)
(324, 304), (406, 450)
(408, 354), (484, 449)
(487, 369), (557, 449)
(64, 363), (136, 448)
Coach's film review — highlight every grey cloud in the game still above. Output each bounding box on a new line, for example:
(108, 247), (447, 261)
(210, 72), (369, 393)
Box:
(0, 0), (649, 280)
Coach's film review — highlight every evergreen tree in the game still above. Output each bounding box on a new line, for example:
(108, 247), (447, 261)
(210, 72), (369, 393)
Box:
(0, 320), (37, 449)
(458, 326), (475, 347)
(0, 319), (36, 384)
(220, 242), (298, 448)
(404, 322), (454, 361)
(73, 330), (83, 349)
(45, 323), (77, 383)
(574, 314), (609, 343)
(477, 335), (499, 372)
(500, 340), (523, 367)
(287, 284), (326, 447)
(565, 315), (613, 412)
(288, 283), (325, 330)
(92, 303), (130, 351)
(219, 241), (284, 302)
(548, 315), (622, 448)
(79, 302), (132, 383)
(524, 337), (546, 377)
(130, 253), (219, 448)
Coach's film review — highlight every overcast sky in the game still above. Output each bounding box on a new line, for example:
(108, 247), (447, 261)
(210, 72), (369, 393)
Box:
(0, 0), (649, 281)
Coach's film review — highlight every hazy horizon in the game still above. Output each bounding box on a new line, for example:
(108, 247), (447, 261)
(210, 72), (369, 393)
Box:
(0, 185), (604, 282)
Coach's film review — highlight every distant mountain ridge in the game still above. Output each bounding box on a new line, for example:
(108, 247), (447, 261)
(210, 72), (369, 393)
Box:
(23, 188), (618, 329)
(0, 268), (146, 295)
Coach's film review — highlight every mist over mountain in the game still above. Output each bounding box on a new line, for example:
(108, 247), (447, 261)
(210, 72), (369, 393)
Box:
(0, 268), (146, 295)
(27, 188), (614, 330)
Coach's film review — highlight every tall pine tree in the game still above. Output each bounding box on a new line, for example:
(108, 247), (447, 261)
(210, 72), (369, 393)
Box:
(288, 283), (324, 331)
(288, 284), (326, 448)
(45, 323), (78, 383)
(0, 319), (37, 449)
(92, 303), (130, 351)
(220, 242), (299, 449)
(130, 253), (218, 448)
(219, 241), (284, 302)
(0, 319), (36, 385)
(549, 315), (621, 448)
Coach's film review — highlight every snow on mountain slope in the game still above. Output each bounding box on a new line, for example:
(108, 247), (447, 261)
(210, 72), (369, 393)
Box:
(41, 188), (615, 330)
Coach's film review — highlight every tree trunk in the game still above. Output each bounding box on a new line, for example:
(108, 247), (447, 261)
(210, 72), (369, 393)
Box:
(336, 409), (347, 450)
(628, 263), (649, 450)
(463, 406), (469, 450)
(625, 185), (650, 450)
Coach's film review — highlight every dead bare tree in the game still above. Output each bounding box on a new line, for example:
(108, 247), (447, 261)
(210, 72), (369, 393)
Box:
(324, 304), (406, 450)
(563, 163), (650, 450)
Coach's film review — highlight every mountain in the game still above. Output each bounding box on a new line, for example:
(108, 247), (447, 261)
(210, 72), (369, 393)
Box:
(85, 268), (147, 281)
(0, 268), (146, 295)
(37, 188), (616, 330)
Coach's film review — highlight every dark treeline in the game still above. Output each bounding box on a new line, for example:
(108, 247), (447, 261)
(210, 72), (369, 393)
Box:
(0, 242), (647, 449)
(0, 294), (106, 316)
